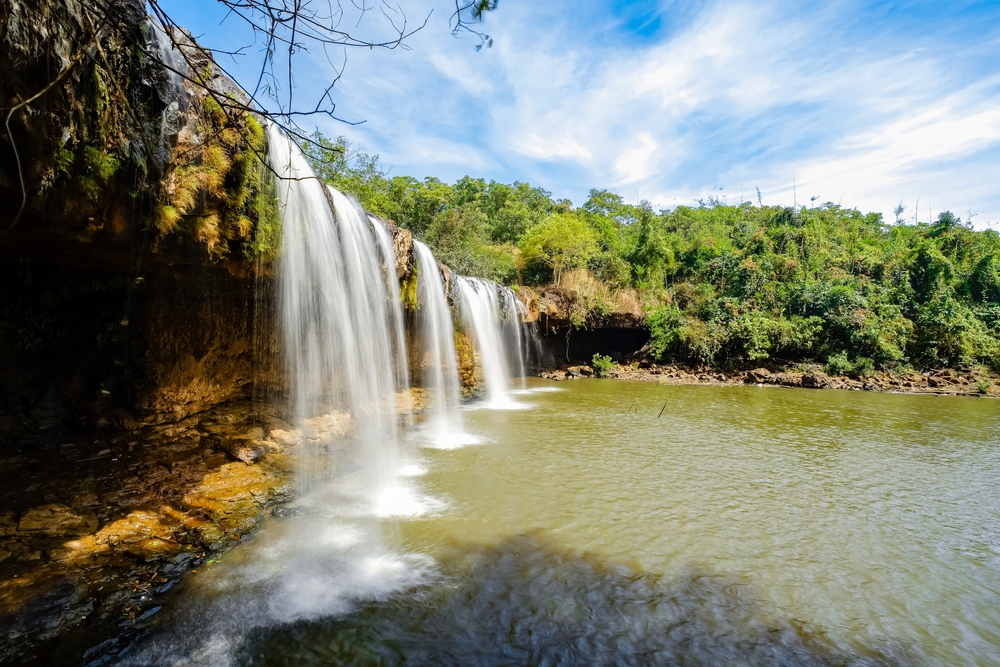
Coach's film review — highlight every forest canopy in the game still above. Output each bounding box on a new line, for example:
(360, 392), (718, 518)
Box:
(301, 132), (1000, 372)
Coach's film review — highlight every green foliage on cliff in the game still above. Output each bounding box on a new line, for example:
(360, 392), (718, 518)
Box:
(157, 100), (279, 260)
(302, 132), (1000, 370)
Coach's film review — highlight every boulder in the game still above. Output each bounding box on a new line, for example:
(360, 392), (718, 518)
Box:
(746, 368), (771, 384)
(778, 373), (802, 387)
(222, 438), (278, 464)
(303, 411), (351, 445)
(269, 427), (302, 448)
(801, 371), (830, 389)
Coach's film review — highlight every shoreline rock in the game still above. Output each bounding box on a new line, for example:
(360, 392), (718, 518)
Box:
(539, 362), (997, 397)
(0, 399), (298, 664)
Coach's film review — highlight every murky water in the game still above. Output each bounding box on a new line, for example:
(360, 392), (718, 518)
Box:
(125, 382), (1000, 666)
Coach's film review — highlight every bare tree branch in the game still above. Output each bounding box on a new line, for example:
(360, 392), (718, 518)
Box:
(451, 0), (498, 50)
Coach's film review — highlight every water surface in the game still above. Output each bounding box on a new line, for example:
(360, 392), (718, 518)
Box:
(131, 382), (1000, 666)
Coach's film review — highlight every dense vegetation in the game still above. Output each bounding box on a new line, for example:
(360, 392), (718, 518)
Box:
(301, 133), (1000, 372)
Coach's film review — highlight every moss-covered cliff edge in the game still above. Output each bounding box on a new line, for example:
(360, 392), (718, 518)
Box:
(0, 0), (289, 444)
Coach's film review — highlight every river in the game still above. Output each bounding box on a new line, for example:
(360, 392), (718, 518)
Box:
(121, 380), (1000, 666)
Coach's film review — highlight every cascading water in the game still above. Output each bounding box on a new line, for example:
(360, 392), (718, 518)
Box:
(113, 129), (543, 666)
(370, 214), (411, 401)
(268, 125), (404, 499)
(413, 241), (469, 447)
(456, 276), (527, 407)
(116, 128), (440, 666)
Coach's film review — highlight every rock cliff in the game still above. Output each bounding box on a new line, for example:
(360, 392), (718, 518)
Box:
(0, 0), (287, 442)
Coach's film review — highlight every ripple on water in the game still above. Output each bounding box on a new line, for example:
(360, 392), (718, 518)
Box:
(114, 381), (1000, 666)
(239, 534), (920, 667)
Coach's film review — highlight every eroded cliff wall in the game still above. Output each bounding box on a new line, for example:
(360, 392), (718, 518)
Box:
(0, 0), (285, 442)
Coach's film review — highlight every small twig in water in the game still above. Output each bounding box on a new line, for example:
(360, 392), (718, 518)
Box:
(626, 399), (638, 414)
(657, 400), (667, 419)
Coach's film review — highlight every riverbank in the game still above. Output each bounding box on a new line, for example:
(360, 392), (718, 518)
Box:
(0, 400), (300, 665)
(540, 362), (998, 397)
(114, 379), (1000, 666)
(0, 386), (446, 665)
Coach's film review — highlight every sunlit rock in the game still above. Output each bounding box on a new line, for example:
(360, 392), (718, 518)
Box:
(17, 504), (98, 537)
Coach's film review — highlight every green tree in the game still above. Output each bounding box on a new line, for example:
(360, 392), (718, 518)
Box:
(519, 212), (598, 286)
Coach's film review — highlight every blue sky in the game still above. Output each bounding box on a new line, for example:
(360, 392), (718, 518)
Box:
(166, 0), (1000, 226)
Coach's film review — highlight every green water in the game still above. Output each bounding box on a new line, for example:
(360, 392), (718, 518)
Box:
(150, 381), (1000, 666)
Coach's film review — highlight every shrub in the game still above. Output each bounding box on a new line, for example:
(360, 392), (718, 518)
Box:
(976, 378), (993, 394)
(646, 305), (685, 361)
(591, 353), (615, 378)
(824, 351), (853, 376)
(853, 356), (876, 378)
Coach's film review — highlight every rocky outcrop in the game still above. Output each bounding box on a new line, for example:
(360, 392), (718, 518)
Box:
(1, 0), (276, 263)
(801, 371), (830, 389)
(518, 287), (644, 331)
(0, 0), (287, 439)
(370, 213), (414, 281)
(16, 505), (99, 538)
(0, 399), (301, 663)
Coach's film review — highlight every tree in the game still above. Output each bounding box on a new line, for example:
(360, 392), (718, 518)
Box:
(519, 213), (598, 287)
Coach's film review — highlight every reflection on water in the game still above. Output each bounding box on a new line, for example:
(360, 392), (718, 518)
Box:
(240, 533), (912, 667)
(118, 382), (1000, 666)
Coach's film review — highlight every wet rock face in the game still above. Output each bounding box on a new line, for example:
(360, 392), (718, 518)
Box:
(129, 274), (280, 425)
(16, 505), (98, 538)
(1, 0), (273, 262)
(369, 215), (414, 281)
(0, 399), (299, 663)
(0, 0), (283, 436)
(2, 0), (148, 229)
(0, 262), (282, 441)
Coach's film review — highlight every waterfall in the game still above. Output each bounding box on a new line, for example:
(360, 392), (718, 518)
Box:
(456, 277), (527, 407)
(370, 215), (411, 402)
(146, 22), (187, 169)
(502, 287), (529, 387)
(267, 125), (404, 498)
(413, 241), (469, 448)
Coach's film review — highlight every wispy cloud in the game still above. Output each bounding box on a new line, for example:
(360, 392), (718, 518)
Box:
(173, 0), (1000, 225)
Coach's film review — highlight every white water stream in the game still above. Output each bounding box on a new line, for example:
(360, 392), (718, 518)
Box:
(413, 241), (474, 448)
(456, 276), (527, 408)
(268, 126), (406, 499)
(115, 128), (528, 666)
(370, 214), (411, 400)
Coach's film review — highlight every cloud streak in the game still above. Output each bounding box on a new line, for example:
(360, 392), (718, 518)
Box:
(173, 0), (1000, 225)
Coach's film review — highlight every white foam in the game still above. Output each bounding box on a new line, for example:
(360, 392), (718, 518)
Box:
(418, 427), (484, 450)
(399, 463), (427, 477)
(374, 484), (447, 517)
(466, 396), (529, 411)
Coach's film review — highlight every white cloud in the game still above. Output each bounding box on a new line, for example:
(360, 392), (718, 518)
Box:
(252, 0), (1000, 225)
(614, 133), (659, 183)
